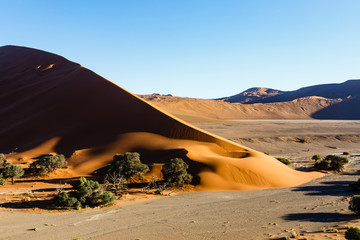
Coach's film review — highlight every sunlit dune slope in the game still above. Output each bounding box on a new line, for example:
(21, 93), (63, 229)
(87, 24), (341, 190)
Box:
(0, 45), (321, 190)
(140, 94), (340, 122)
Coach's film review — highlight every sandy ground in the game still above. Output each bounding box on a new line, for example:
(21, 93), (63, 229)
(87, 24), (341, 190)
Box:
(0, 171), (359, 240)
(1, 120), (360, 239)
(195, 120), (360, 165)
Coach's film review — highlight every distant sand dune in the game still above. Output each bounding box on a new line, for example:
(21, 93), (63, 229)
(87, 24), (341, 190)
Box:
(0, 46), (321, 190)
(141, 94), (340, 122)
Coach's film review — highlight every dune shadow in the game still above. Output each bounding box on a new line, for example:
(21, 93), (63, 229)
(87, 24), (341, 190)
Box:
(283, 212), (356, 222)
(292, 180), (354, 196)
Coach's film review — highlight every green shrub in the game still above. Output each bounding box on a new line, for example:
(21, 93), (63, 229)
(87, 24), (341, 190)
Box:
(276, 157), (291, 165)
(53, 192), (80, 208)
(343, 152), (350, 155)
(162, 158), (192, 186)
(108, 152), (149, 180)
(30, 154), (67, 173)
(3, 163), (24, 184)
(345, 227), (360, 240)
(349, 195), (360, 214)
(325, 155), (348, 172)
(53, 177), (115, 209)
(313, 155), (348, 172)
(312, 154), (321, 161)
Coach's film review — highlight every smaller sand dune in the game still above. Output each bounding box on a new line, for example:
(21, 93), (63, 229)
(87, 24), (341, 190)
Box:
(11, 132), (322, 191)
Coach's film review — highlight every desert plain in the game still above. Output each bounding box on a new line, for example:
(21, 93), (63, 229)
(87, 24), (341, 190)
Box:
(1, 120), (360, 240)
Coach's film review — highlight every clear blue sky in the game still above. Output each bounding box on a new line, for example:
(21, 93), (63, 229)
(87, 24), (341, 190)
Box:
(2, 0), (360, 98)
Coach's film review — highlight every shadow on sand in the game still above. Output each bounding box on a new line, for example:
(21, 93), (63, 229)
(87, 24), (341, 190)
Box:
(283, 212), (357, 223)
(0, 199), (56, 210)
(292, 180), (354, 196)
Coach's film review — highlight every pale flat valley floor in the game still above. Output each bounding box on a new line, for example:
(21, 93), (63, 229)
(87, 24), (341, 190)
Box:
(1, 120), (360, 240)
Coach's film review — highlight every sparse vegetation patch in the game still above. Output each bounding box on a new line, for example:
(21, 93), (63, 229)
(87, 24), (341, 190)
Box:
(53, 177), (115, 209)
(313, 154), (348, 172)
(276, 157), (291, 165)
(30, 154), (67, 174)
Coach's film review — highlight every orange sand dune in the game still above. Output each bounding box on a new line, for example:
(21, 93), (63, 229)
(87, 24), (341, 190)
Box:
(0, 46), (321, 190)
(139, 94), (341, 122)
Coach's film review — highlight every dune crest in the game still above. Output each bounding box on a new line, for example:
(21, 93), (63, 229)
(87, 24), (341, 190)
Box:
(0, 45), (322, 190)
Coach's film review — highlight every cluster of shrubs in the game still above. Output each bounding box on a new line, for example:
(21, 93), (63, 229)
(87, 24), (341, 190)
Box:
(54, 152), (193, 208)
(30, 154), (68, 173)
(106, 152), (192, 187)
(0, 153), (69, 186)
(313, 154), (349, 172)
(53, 177), (115, 209)
(0, 154), (24, 185)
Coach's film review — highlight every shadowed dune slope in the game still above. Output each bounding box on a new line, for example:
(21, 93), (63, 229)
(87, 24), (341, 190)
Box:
(0, 45), (321, 190)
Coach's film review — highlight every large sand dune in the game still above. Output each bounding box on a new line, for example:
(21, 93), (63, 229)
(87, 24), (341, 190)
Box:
(0, 45), (321, 190)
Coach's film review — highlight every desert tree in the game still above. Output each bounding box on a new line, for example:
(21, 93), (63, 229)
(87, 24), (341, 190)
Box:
(3, 163), (24, 184)
(162, 158), (192, 186)
(108, 152), (149, 180)
(30, 154), (67, 173)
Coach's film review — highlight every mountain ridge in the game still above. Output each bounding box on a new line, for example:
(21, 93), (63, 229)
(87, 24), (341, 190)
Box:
(219, 79), (360, 104)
